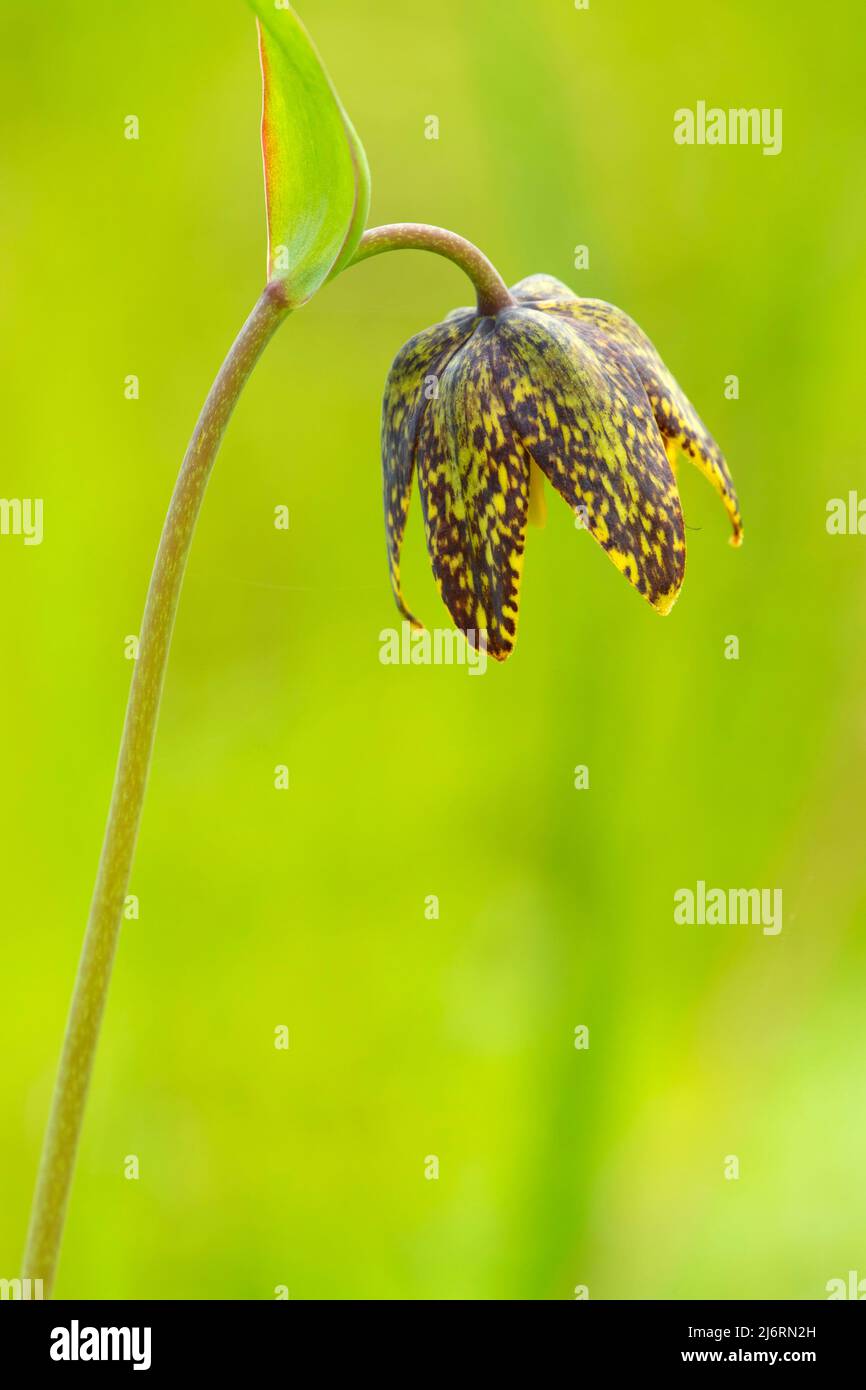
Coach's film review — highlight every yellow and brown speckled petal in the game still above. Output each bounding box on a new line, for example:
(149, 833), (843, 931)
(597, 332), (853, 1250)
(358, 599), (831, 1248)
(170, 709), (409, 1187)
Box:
(492, 305), (686, 614)
(381, 311), (477, 623)
(538, 296), (742, 546)
(415, 321), (531, 660)
(509, 274), (576, 303)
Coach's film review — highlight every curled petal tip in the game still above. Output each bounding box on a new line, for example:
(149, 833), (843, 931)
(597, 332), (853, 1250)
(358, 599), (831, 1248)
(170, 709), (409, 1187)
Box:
(479, 630), (515, 662)
(652, 584), (682, 617)
(396, 601), (425, 630)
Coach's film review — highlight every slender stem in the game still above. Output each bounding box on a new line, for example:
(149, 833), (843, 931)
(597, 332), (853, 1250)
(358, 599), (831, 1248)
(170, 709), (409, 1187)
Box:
(22, 282), (291, 1296)
(352, 223), (514, 316)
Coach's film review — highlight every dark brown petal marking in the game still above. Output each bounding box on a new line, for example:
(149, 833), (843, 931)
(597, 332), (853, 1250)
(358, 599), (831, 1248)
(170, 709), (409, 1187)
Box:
(381, 311), (477, 623)
(492, 306), (686, 614)
(415, 323), (531, 660)
(535, 295), (742, 544)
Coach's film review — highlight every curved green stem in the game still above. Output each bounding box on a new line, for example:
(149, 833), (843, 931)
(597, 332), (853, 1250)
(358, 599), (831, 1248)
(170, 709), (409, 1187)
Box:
(22, 219), (508, 1297)
(352, 223), (514, 316)
(22, 282), (291, 1296)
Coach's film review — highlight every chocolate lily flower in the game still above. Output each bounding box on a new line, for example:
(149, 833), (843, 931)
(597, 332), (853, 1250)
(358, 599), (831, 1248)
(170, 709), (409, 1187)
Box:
(382, 273), (742, 660)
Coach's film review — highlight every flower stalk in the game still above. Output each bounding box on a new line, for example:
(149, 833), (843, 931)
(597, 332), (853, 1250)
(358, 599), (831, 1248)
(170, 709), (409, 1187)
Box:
(353, 223), (514, 316)
(22, 283), (290, 1296)
(21, 223), (511, 1297)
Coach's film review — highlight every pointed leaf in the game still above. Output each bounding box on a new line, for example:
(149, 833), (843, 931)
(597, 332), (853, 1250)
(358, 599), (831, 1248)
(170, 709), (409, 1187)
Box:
(251, 2), (371, 304)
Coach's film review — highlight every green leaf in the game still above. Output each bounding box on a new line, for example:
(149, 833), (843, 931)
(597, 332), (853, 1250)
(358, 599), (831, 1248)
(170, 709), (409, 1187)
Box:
(250, 1), (371, 305)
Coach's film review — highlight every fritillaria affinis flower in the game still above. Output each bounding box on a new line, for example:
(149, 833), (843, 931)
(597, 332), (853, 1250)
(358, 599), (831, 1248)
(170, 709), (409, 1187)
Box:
(382, 274), (742, 660)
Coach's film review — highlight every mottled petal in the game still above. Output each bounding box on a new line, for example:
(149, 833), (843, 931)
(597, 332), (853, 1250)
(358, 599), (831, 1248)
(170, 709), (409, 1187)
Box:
(539, 296), (742, 545)
(416, 322), (531, 659)
(510, 273), (575, 303)
(381, 311), (476, 622)
(493, 306), (686, 614)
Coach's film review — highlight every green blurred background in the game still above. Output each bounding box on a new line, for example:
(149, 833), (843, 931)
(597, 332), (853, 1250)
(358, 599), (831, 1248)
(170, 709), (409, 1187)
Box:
(2, 0), (865, 1300)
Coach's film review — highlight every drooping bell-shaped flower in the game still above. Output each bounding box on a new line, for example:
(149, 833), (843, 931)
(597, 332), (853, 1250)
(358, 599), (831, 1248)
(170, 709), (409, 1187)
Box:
(382, 273), (742, 660)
